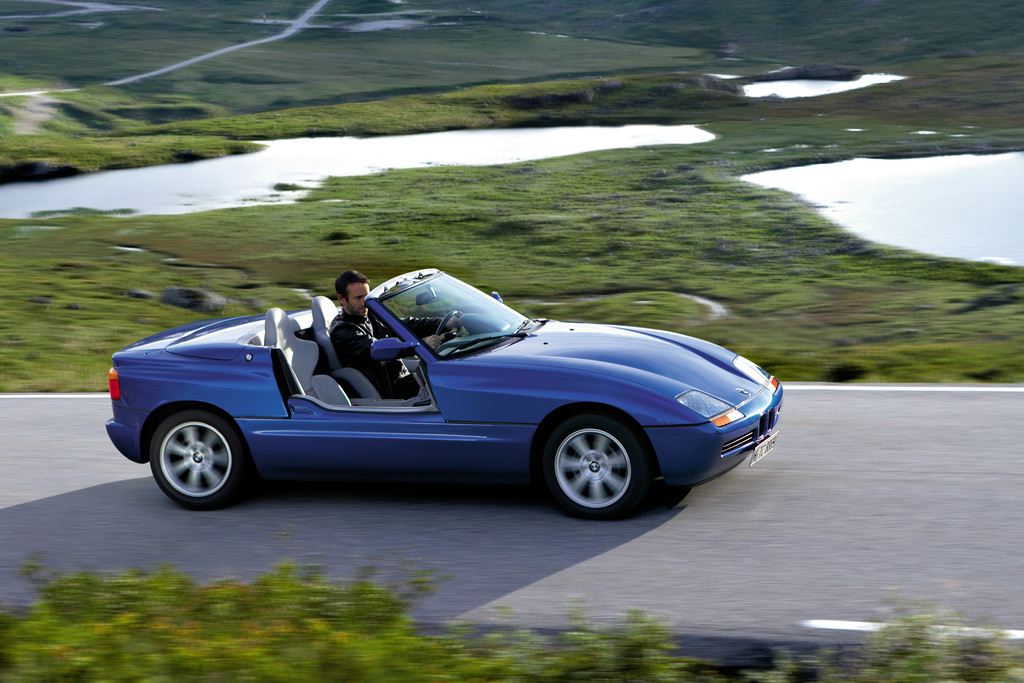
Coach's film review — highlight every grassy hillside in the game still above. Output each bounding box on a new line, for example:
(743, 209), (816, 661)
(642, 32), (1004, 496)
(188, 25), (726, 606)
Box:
(2, 3), (1024, 391)
(454, 0), (1024, 64)
(3, 116), (1023, 391)
(3, 1), (1024, 113)
(5, 54), (1024, 172)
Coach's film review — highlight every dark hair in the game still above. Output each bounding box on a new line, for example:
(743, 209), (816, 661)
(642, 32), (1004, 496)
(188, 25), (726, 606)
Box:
(335, 270), (369, 299)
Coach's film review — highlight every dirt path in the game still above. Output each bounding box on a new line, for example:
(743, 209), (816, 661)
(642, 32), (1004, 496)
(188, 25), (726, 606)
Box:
(11, 94), (58, 134)
(0, 0), (159, 20)
(2, 0), (329, 88)
(105, 0), (332, 85)
(1, 90), (78, 134)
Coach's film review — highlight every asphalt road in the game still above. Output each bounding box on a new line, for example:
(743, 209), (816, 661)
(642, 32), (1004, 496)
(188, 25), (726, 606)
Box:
(3, 386), (1023, 665)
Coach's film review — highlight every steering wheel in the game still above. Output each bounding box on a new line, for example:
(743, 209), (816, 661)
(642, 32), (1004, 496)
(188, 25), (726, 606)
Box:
(436, 310), (463, 343)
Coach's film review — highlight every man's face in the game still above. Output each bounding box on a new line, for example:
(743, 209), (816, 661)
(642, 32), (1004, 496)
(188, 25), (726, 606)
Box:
(339, 281), (370, 317)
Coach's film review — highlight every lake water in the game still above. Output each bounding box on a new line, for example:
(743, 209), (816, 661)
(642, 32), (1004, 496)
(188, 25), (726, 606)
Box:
(0, 125), (714, 218)
(743, 153), (1024, 266)
(2, 119), (1021, 267)
(742, 73), (905, 99)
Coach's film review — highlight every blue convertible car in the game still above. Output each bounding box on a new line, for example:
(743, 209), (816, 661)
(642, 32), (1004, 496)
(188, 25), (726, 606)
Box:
(106, 270), (781, 519)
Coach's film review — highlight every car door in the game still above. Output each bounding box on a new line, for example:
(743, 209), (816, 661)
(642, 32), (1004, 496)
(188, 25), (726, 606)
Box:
(239, 397), (533, 483)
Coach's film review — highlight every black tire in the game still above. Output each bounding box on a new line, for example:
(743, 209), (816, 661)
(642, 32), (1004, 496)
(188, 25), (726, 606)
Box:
(148, 410), (248, 510)
(542, 413), (652, 519)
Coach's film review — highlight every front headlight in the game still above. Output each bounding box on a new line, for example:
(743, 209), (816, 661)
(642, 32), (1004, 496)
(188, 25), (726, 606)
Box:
(676, 390), (744, 427)
(733, 355), (771, 385)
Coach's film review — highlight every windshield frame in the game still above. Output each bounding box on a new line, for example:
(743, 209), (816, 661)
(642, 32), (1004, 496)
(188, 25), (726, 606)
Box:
(371, 271), (531, 360)
(369, 268), (443, 302)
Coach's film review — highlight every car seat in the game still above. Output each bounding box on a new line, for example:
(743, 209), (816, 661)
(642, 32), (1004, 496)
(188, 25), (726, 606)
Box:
(265, 307), (350, 406)
(310, 296), (382, 400)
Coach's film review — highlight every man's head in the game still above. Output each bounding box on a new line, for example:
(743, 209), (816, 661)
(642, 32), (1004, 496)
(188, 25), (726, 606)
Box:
(335, 270), (370, 317)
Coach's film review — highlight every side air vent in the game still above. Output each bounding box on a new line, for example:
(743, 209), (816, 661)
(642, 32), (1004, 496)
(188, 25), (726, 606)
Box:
(722, 430), (755, 455)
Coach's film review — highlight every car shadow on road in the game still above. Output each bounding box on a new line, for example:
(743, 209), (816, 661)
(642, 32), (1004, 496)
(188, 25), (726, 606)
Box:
(0, 477), (690, 621)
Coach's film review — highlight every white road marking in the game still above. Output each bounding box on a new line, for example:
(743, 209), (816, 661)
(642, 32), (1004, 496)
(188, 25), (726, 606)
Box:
(783, 384), (1024, 393)
(2, 384), (1024, 400)
(0, 393), (108, 399)
(802, 619), (1024, 639)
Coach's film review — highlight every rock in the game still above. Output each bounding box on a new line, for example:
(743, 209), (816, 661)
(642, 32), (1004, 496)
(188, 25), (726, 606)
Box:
(656, 82), (689, 95)
(0, 162), (80, 184)
(958, 285), (1021, 312)
(160, 286), (228, 313)
(124, 289), (156, 300)
(174, 150), (204, 162)
(684, 75), (744, 95)
(654, 76), (744, 97)
(749, 64), (862, 82)
(596, 79), (625, 93)
(508, 90), (595, 109)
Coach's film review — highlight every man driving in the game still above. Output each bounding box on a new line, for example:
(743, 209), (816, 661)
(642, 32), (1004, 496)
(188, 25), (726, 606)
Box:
(329, 270), (455, 399)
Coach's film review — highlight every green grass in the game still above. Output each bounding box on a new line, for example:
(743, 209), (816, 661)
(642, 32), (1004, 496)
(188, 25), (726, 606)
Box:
(425, 0), (1024, 66)
(0, 133), (261, 172)
(3, 61), (1024, 391)
(127, 25), (708, 114)
(3, 8), (1024, 392)
(0, 1), (710, 113)
(4, 0), (1024, 115)
(3, 134), (1022, 391)
(7, 53), (1024, 171)
(0, 1), (315, 89)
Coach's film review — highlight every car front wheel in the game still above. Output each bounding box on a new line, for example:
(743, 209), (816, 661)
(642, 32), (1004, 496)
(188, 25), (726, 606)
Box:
(543, 414), (651, 519)
(149, 410), (247, 510)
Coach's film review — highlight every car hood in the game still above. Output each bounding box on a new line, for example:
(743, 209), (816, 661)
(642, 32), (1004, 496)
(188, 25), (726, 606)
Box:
(481, 321), (765, 402)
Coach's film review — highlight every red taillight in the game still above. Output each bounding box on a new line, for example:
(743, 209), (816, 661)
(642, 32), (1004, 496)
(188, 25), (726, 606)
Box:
(108, 367), (121, 401)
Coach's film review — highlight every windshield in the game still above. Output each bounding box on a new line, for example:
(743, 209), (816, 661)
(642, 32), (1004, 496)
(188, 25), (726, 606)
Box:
(376, 272), (530, 358)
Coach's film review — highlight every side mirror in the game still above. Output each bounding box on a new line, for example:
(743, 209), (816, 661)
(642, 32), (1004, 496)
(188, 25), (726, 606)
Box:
(491, 291), (504, 303)
(370, 337), (418, 361)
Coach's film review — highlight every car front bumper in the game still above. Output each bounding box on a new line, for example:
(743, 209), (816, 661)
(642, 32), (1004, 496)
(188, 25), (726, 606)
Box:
(646, 385), (783, 486)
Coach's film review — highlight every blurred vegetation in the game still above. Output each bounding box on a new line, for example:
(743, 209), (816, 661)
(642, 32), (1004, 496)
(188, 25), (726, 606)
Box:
(0, 564), (1021, 681)
(809, 608), (1024, 683)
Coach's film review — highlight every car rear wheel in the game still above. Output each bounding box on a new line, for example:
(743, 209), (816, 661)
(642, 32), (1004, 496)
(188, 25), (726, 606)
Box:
(149, 410), (247, 510)
(543, 414), (651, 519)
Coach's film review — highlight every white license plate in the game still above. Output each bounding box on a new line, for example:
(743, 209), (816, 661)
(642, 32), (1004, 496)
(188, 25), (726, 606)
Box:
(749, 431), (778, 467)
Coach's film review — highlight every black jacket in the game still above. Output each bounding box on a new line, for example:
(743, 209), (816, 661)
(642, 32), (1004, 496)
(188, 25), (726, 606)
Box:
(328, 310), (440, 398)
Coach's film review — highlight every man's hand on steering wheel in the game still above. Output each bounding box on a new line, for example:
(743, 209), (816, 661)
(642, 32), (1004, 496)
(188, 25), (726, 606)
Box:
(437, 310), (463, 342)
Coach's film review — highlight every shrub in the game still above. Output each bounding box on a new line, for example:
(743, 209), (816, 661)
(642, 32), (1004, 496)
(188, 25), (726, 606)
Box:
(2, 563), (435, 681)
(814, 609), (1024, 683)
(2, 566), (1023, 682)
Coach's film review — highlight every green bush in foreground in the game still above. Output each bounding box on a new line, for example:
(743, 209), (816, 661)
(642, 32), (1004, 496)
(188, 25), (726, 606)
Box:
(0, 564), (1022, 682)
(812, 609), (1024, 683)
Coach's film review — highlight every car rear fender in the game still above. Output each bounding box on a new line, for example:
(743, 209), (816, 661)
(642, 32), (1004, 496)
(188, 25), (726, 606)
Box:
(113, 346), (288, 417)
(109, 345), (289, 463)
(137, 401), (250, 467)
